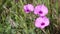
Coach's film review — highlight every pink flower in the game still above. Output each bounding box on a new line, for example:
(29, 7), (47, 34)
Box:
(35, 16), (50, 29)
(34, 4), (48, 16)
(23, 4), (34, 13)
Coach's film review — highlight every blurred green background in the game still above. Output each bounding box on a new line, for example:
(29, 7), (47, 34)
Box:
(0, 0), (59, 34)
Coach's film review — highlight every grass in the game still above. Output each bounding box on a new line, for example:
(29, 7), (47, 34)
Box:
(0, 0), (59, 34)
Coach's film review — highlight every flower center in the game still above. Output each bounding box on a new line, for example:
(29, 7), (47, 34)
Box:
(26, 7), (30, 12)
(41, 22), (45, 26)
(26, 9), (30, 12)
(39, 11), (42, 14)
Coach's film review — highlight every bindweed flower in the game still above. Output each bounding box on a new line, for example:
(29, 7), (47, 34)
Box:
(23, 4), (34, 13)
(35, 16), (50, 29)
(34, 4), (48, 16)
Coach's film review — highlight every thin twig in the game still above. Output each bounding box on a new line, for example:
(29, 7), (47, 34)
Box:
(41, 29), (47, 34)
